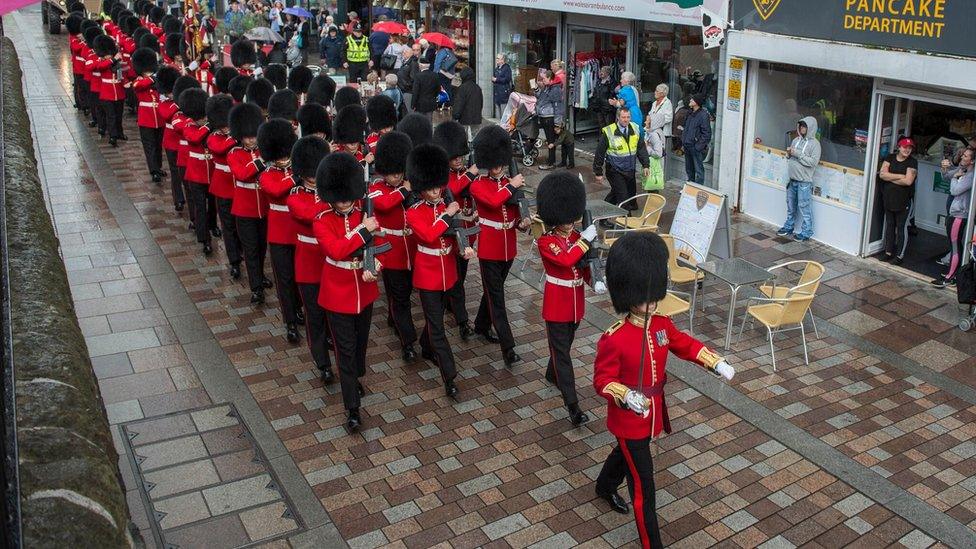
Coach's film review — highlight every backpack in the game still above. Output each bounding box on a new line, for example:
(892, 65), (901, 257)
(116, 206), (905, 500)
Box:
(441, 49), (458, 74)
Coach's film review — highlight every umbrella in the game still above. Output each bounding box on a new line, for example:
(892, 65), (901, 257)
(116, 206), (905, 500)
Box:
(245, 26), (285, 43)
(371, 21), (409, 35)
(421, 32), (454, 49)
(283, 6), (313, 18)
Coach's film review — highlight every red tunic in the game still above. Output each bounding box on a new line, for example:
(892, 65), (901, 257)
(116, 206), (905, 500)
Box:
(173, 114), (191, 167)
(538, 231), (589, 323)
(69, 36), (85, 75)
(593, 315), (716, 440)
(95, 58), (125, 101)
(133, 77), (163, 128)
(227, 146), (268, 218)
(206, 132), (237, 199)
(193, 61), (215, 95)
(405, 201), (457, 292)
(237, 67), (254, 77)
(259, 165), (298, 245)
(367, 181), (414, 271)
(119, 35), (137, 79)
(447, 168), (478, 245)
(312, 208), (379, 314)
(471, 175), (521, 261)
(365, 132), (380, 155)
(182, 121), (213, 185)
(287, 186), (329, 284)
(160, 100), (182, 151)
(86, 51), (102, 94)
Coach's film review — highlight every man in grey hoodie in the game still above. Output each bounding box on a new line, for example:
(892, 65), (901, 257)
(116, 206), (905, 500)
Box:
(777, 116), (821, 241)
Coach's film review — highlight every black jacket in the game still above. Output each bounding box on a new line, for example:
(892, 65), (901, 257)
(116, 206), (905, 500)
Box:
(397, 57), (419, 92)
(452, 68), (483, 125)
(412, 69), (440, 114)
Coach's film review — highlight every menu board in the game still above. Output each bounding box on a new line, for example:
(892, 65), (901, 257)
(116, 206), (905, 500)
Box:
(748, 145), (864, 211)
(670, 183), (731, 262)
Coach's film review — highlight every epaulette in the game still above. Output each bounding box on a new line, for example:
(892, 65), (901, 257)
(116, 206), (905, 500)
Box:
(604, 319), (625, 336)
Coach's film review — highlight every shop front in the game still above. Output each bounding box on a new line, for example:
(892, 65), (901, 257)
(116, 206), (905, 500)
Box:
(718, 0), (976, 275)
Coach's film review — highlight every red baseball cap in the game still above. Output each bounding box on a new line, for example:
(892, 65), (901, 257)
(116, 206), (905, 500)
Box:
(898, 137), (915, 149)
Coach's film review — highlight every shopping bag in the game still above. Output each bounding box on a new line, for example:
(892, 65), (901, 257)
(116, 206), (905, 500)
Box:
(643, 156), (665, 192)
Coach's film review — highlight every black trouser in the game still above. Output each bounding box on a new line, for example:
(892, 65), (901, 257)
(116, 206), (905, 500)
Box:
(164, 150), (186, 208)
(187, 182), (216, 245)
(474, 259), (516, 353)
(447, 254), (470, 325)
(347, 62), (369, 83)
(381, 268), (417, 348)
(539, 116), (556, 165)
(92, 93), (106, 132)
(596, 110), (613, 129)
(236, 216), (268, 292)
(103, 99), (124, 139)
(215, 197), (242, 266)
(606, 168), (637, 210)
(545, 321), (580, 407)
(558, 143), (575, 168)
(298, 283), (331, 370)
(139, 126), (164, 176)
(883, 203), (912, 259)
(596, 437), (664, 549)
(269, 243), (300, 325)
(327, 305), (372, 411)
(419, 289), (457, 385)
(73, 74), (86, 109)
(182, 172), (195, 223)
(125, 87), (137, 112)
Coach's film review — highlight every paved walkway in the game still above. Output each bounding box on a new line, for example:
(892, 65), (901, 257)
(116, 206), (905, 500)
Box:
(7, 7), (976, 548)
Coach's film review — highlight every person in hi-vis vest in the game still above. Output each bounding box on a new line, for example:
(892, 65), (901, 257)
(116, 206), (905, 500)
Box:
(343, 21), (372, 83)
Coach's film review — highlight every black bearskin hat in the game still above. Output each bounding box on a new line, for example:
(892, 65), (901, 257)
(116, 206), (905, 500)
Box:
(246, 78), (275, 110)
(366, 95), (397, 132)
(229, 102), (264, 140)
(258, 119), (298, 161)
(66, 13), (84, 35)
(263, 63), (287, 90)
(149, 6), (165, 24)
(396, 113), (433, 147)
(472, 125), (512, 170)
(306, 74), (336, 106)
(131, 47), (158, 75)
(206, 94), (234, 129)
(131, 26), (149, 45)
(80, 18), (98, 34)
(297, 104), (331, 140)
(267, 89), (299, 121)
(162, 17), (182, 37)
(214, 66), (238, 94)
(230, 38), (256, 68)
(433, 120), (469, 159)
(228, 75), (252, 103)
(154, 66), (180, 95)
(82, 26), (102, 48)
(333, 104), (367, 145)
(164, 33), (182, 60)
(287, 65), (313, 95)
(374, 131), (412, 176)
(121, 14), (140, 36)
(316, 153), (366, 203)
(178, 88), (208, 120)
(605, 231), (670, 314)
(291, 136), (331, 179)
(69, 1), (86, 14)
(93, 34), (118, 57)
(172, 75), (201, 106)
(406, 143), (449, 193)
(136, 1), (151, 16)
(333, 86), (361, 112)
(137, 33), (160, 53)
(536, 171), (586, 227)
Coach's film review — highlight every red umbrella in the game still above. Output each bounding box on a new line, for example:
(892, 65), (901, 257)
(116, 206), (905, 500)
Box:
(371, 21), (409, 35)
(421, 32), (455, 49)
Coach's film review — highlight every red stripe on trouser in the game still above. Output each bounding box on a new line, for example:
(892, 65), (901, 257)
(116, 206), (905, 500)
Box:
(620, 440), (651, 549)
(946, 217), (965, 279)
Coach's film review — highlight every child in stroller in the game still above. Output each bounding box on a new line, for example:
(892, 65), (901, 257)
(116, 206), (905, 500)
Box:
(509, 104), (541, 166)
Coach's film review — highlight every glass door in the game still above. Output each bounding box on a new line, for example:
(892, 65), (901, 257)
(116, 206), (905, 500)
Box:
(865, 95), (901, 254)
(567, 27), (628, 135)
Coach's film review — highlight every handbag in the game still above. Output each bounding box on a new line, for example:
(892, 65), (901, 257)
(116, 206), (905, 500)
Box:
(380, 54), (398, 71)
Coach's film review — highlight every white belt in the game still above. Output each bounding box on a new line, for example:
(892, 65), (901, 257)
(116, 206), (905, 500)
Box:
(236, 181), (259, 190)
(546, 275), (583, 288)
(74, 56), (84, 61)
(297, 234), (318, 245)
(189, 152), (211, 160)
(179, 140), (188, 146)
(101, 78), (120, 84)
(384, 228), (409, 237)
(417, 244), (452, 256)
(138, 101), (158, 107)
(479, 218), (515, 230)
(269, 203), (289, 212)
(326, 257), (362, 270)
(214, 163), (230, 172)
(165, 123), (174, 130)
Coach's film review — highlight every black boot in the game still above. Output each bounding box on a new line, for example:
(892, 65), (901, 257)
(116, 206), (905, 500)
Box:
(319, 366), (335, 384)
(203, 243), (213, 256)
(445, 380), (458, 399)
(568, 403), (589, 426)
(261, 278), (273, 289)
(211, 227), (222, 238)
(357, 382), (366, 397)
(475, 327), (500, 343)
(250, 290), (265, 304)
(402, 344), (417, 362)
(230, 264), (242, 280)
(296, 310), (305, 325)
(459, 321), (474, 341)
(285, 323), (300, 343)
(503, 349), (521, 367)
(346, 408), (361, 431)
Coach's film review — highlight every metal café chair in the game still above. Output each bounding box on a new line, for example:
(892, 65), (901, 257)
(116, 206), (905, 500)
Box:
(660, 234), (706, 314)
(738, 292), (816, 370)
(613, 193), (666, 232)
(758, 260), (825, 339)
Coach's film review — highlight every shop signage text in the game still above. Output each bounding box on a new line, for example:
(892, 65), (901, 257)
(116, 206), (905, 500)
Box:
(479, 0), (727, 27)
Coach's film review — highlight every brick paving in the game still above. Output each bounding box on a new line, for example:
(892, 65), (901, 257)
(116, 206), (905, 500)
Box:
(7, 7), (976, 548)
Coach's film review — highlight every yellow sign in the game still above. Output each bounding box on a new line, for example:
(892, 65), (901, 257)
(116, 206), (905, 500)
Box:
(728, 80), (742, 100)
(843, 0), (947, 38)
(752, 0), (782, 20)
(729, 57), (744, 71)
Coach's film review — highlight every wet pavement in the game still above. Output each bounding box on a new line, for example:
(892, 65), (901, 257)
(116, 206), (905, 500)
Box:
(6, 6), (976, 548)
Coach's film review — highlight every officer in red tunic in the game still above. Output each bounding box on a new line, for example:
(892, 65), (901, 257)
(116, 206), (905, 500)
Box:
(186, 47), (216, 95)
(227, 102), (273, 303)
(206, 94), (243, 280)
(156, 67), (186, 211)
(405, 143), (474, 398)
(246, 78), (276, 116)
(230, 39), (258, 77)
(67, 14), (87, 111)
(130, 47), (165, 182)
(333, 105), (372, 165)
(369, 132), (418, 362)
(288, 136), (334, 384)
(180, 87), (218, 255)
(297, 103), (331, 141)
(470, 125), (531, 366)
(535, 171), (600, 426)
(365, 95), (397, 155)
(593, 232), (735, 548)
(312, 153), (384, 432)
(164, 33), (185, 73)
(268, 89), (300, 129)
(93, 35), (127, 146)
(214, 66), (239, 96)
(396, 113), (433, 148)
(287, 66), (314, 105)
(83, 27), (105, 132)
(172, 76), (202, 224)
(434, 121), (477, 340)
(306, 74), (337, 110)
(258, 119), (302, 343)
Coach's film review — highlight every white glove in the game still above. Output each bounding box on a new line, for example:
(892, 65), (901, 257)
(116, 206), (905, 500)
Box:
(580, 224), (598, 242)
(624, 390), (649, 418)
(593, 280), (607, 295)
(253, 66), (264, 76)
(188, 60), (199, 71)
(715, 360), (735, 381)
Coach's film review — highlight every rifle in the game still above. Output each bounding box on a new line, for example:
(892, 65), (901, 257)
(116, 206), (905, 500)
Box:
(579, 209), (606, 291)
(361, 191), (391, 273)
(506, 157), (532, 220)
(443, 187), (480, 256)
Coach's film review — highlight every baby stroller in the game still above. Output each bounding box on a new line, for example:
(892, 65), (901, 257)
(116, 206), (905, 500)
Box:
(957, 238), (976, 331)
(510, 104), (540, 167)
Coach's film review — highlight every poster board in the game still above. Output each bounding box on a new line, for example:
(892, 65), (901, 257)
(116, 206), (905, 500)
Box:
(748, 144), (865, 211)
(670, 182), (731, 263)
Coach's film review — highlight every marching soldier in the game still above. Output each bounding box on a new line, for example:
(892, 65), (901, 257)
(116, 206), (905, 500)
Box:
(306, 74), (337, 110)
(246, 78), (276, 115)
(434, 121), (477, 340)
(82, 26), (104, 132)
(405, 143), (474, 398)
(297, 103), (332, 141)
(369, 132), (418, 362)
(470, 125), (530, 366)
(67, 13), (87, 111)
(228, 75), (252, 104)
(180, 87), (218, 255)
(172, 76), (202, 224)
(227, 102), (273, 303)
(593, 232), (735, 548)
(268, 89), (300, 127)
(206, 94), (243, 280)
(130, 47), (165, 183)
(163, 33), (185, 72)
(287, 65), (314, 105)
(156, 66), (186, 211)
(288, 136), (335, 384)
(257, 119), (302, 342)
(214, 66), (239, 95)
(396, 113), (433, 147)
(263, 64), (288, 91)
(93, 34), (126, 146)
(312, 153), (384, 432)
(333, 105), (371, 164)
(334, 86), (362, 113)
(230, 38), (258, 77)
(535, 171), (599, 426)
(365, 95), (397, 155)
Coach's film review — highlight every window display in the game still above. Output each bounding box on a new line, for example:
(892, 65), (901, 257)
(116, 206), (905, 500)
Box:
(495, 7), (559, 94)
(636, 22), (718, 114)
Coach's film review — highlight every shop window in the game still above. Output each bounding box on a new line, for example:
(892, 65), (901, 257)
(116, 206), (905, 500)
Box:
(636, 22), (718, 115)
(496, 7), (559, 94)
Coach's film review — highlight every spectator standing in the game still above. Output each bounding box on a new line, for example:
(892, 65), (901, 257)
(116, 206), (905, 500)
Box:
(369, 24), (390, 72)
(647, 83), (673, 156)
(344, 11), (361, 36)
(591, 66), (616, 129)
(933, 147), (974, 287)
(644, 112), (666, 192)
(877, 137), (918, 261)
(452, 67), (482, 139)
(223, 0), (245, 43)
(535, 69), (565, 171)
(398, 45), (420, 109)
(319, 25), (343, 73)
(609, 72), (642, 136)
(433, 45), (458, 103)
(268, 1), (284, 33)
(418, 38), (436, 65)
(343, 22), (372, 83)
(776, 117), (822, 242)
(383, 36), (409, 70)
(491, 54), (512, 118)
(550, 59), (566, 86)
(680, 94), (711, 186)
(382, 74), (404, 114)
(412, 62), (440, 119)
(593, 108), (649, 214)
